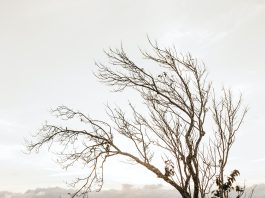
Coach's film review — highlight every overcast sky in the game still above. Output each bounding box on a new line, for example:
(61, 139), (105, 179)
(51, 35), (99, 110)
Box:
(0, 0), (265, 193)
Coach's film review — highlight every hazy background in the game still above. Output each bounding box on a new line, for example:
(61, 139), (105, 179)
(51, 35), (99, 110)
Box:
(1, 184), (265, 198)
(0, 0), (265, 195)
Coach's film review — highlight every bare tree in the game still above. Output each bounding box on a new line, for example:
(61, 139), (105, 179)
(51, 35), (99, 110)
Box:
(26, 40), (250, 198)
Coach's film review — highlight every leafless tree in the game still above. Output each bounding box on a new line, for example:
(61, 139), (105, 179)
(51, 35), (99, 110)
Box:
(26, 40), (250, 198)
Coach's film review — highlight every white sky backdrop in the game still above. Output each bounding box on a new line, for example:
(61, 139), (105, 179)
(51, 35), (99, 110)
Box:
(0, 0), (265, 193)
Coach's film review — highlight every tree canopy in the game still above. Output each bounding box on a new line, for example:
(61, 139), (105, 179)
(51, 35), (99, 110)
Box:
(27, 40), (249, 198)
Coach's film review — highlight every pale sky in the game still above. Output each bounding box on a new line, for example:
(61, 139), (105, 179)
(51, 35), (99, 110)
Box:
(0, 0), (265, 193)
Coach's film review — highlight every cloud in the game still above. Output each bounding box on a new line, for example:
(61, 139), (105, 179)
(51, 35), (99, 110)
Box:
(251, 158), (265, 163)
(0, 187), (73, 198)
(1, 184), (264, 198)
(0, 144), (23, 161)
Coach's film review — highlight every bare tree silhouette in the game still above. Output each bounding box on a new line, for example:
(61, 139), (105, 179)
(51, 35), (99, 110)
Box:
(26, 40), (250, 198)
